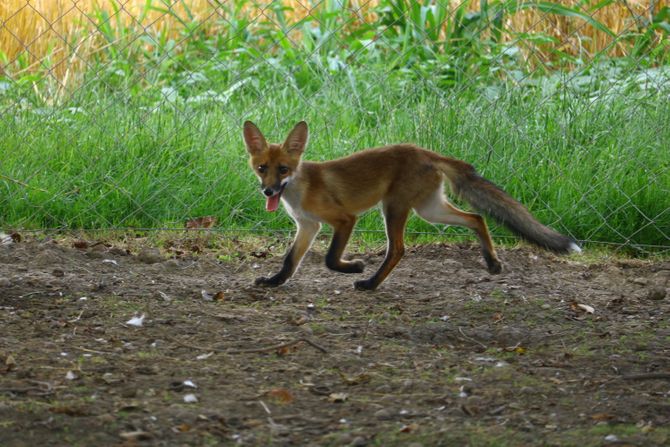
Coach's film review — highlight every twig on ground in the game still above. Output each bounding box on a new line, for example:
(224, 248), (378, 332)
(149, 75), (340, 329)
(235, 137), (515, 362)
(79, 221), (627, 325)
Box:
(74, 346), (115, 355)
(457, 327), (488, 349)
(68, 310), (85, 323)
(169, 336), (328, 355)
(0, 380), (54, 396)
(19, 291), (46, 299)
(621, 372), (670, 381)
(227, 338), (328, 354)
(258, 400), (272, 415)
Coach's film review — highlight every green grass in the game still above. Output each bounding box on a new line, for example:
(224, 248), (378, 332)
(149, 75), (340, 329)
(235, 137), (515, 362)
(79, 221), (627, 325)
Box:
(1, 65), (668, 249)
(0, 0), (668, 252)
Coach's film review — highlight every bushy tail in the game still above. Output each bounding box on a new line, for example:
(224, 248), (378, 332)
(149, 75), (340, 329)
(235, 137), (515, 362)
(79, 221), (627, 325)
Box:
(440, 159), (579, 254)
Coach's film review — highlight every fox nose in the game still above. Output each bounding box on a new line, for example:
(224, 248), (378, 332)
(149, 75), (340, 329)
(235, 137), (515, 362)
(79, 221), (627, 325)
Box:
(263, 188), (274, 197)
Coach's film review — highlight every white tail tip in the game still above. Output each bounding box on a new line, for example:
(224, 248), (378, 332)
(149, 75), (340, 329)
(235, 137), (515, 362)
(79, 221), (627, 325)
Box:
(569, 242), (582, 253)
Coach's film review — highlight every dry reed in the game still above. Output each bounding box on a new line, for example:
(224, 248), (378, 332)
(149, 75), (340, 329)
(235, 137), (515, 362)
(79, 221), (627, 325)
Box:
(0, 0), (659, 82)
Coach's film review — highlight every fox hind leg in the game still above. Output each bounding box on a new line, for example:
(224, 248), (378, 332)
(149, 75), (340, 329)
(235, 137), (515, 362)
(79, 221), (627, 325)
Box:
(415, 187), (502, 274)
(355, 204), (410, 291)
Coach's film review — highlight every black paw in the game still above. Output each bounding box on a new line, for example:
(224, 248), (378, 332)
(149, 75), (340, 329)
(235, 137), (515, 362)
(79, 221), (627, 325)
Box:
(487, 260), (503, 274)
(254, 276), (284, 287)
(354, 279), (376, 291)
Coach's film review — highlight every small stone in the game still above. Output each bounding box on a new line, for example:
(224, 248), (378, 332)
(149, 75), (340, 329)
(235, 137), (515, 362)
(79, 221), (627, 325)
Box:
(85, 250), (105, 259)
(402, 379), (417, 390)
(519, 386), (536, 395)
(374, 384), (392, 393)
(163, 259), (181, 270)
(0, 278), (11, 287)
(183, 393), (198, 403)
(631, 277), (648, 285)
(35, 250), (61, 264)
(108, 247), (128, 256)
(350, 436), (367, 447)
(374, 408), (395, 420)
(647, 286), (666, 301)
(120, 388), (137, 398)
(97, 413), (115, 424)
(52, 268), (65, 277)
(137, 248), (162, 264)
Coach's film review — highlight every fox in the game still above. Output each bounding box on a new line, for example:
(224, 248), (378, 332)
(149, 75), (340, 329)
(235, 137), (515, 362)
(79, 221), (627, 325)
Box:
(243, 120), (580, 291)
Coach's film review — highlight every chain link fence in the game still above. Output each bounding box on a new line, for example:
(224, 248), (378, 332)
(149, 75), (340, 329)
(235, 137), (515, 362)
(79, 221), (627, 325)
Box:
(0, 1), (668, 253)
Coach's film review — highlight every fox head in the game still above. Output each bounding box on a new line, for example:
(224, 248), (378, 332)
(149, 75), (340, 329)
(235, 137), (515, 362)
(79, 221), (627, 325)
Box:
(243, 121), (308, 212)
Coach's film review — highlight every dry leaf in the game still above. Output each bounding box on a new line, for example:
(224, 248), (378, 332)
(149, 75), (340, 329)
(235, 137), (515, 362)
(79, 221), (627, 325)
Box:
(276, 346), (294, 356)
(492, 312), (504, 323)
(72, 240), (89, 249)
(288, 315), (308, 326)
(338, 372), (371, 386)
(399, 423), (419, 433)
(173, 423), (191, 433)
(185, 216), (217, 229)
(461, 404), (477, 416)
(504, 344), (527, 355)
(213, 291), (225, 302)
(267, 388), (294, 404)
(5, 354), (16, 369)
(591, 413), (614, 422)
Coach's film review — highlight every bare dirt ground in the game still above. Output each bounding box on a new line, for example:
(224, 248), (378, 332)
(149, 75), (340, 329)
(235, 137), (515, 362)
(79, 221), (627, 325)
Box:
(1, 234), (669, 447)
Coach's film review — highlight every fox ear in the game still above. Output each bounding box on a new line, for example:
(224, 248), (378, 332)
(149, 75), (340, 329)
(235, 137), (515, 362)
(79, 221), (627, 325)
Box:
(243, 121), (267, 155)
(282, 121), (308, 155)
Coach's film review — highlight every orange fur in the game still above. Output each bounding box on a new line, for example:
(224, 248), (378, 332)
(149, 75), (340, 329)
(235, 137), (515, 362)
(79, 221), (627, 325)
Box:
(243, 121), (578, 291)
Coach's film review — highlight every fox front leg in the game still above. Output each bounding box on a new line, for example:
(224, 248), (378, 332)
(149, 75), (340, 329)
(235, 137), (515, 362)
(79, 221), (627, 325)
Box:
(255, 220), (320, 287)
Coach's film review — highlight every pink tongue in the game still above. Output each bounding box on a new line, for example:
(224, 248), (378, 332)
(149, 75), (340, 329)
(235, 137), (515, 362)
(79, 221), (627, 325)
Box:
(266, 193), (280, 212)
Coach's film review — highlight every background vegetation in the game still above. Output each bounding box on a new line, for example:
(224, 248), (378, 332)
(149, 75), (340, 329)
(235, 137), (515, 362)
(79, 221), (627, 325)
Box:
(0, 0), (668, 251)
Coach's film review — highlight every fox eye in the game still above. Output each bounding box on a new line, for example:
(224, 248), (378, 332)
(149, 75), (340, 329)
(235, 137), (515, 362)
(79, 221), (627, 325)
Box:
(278, 166), (289, 175)
(257, 165), (267, 174)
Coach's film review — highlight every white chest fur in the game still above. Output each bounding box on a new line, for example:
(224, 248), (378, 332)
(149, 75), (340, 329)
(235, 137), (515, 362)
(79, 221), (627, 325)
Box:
(280, 178), (317, 223)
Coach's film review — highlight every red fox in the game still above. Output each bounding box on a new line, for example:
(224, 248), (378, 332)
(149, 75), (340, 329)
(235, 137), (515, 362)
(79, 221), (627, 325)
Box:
(243, 121), (580, 291)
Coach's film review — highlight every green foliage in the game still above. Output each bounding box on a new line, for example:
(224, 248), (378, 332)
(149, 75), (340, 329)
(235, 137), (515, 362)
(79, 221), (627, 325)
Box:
(0, 0), (668, 251)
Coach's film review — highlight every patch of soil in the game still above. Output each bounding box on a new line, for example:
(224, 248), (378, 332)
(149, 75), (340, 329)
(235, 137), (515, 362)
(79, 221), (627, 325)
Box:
(1, 236), (669, 446)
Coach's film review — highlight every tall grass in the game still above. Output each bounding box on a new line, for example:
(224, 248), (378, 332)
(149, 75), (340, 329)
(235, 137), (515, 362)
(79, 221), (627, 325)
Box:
(0, 66), (668, 249)
(1, 0), (667, 84)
